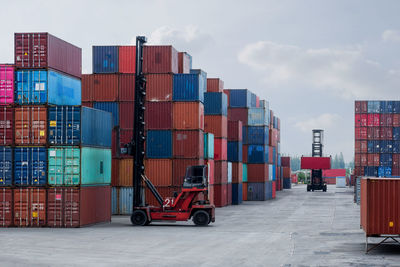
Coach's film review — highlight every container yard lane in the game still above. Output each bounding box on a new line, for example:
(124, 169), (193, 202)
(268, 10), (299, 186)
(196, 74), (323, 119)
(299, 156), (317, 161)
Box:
(0, 184), (398, 266)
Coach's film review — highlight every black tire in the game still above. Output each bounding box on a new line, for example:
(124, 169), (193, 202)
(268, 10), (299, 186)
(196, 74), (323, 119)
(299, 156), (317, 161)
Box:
(323, 185), (327, 192)
(307, 185), (311, 192)
(131, 210), (148, 226)
(192, 210), (210, 226)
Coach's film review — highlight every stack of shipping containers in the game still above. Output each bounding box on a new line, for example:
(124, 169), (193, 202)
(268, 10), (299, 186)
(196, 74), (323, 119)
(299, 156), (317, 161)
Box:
(281, 156), (291, 189)
(228, 120), (243, 204)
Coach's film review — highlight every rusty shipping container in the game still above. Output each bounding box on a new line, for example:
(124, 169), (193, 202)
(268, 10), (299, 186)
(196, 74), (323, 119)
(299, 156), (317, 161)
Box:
(173, 159), (204, 186)
(228, 120), (242, 141)
(145, 102), (173, 129)
(146, 74), (173, 102)
(15, 106), (47, 145)
(361, 178), (400, 236)
(207, 78), (224, 93)
(144, 46), (178, 74)
(212, 184), (228, 207)
(82, 74), (118, 102)
(247, 164), (269, 182)
(14, 33), (82, 78)
(119, 74), (135, 101)
(13, 188), (46, 227)
(178, 52), (191, 74)
(231, 162), (243, 183)
(204, 115), (227, 138)
(214, 161), (228, 184)
(173, 130), (204, 159)
(111, 159), (119, 186)
(0, 188), (13, 227)
(214, 138), (228, 161)
(144, 159), (173, 186)
(0, 106), (13, 145)
(173, 102), (204, 130)
(47, 186), (111, 227)
(119, 46), (136, 74)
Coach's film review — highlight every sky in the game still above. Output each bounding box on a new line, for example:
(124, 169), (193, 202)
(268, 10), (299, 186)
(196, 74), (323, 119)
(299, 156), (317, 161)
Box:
(1, 0), (400, 162)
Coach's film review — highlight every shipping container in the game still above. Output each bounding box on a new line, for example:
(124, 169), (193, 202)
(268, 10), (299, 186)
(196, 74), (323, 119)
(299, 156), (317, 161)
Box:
(228, 108), (248, 125)
(206, 78), (224, 93)
(119, 102), (135, 129)
(118, 74), (135, 101)
(204, 133), (214, 159)
(204, 92), (228, 115)
(247, 145), (268, 163)
(247, 164), (268, 182)
(173, 130), (204, 158)
(144, 159), (173, 186)
(281, 157), (290, 168)
(242, 182), (247, 201)
(119, 46), (136, 74)
(14, 147), (47, 186)
(117, 159), (133, 186)
(146, 74), (173, 102)
(119, 187), (134, 214)
(228, 120), (243, 141)
(361, 178), (400, 236)
(242, 164), (247, 182)
(228, 89), (251, 108)
(394, 127), (400, 140)
(13, 187), (46, 227)
(248, 108), (269, 126)
(111, 159), (119, 186)
(47, 186), (111, 227)
(172, 159), (204, 186)
(93, 102), (119, 127)
(15, 106), (46, 145)
(80, 107), (112, 148)
(206, 159), (215, 185)
(146, 130), (172, 158)
(282, 167), (291, 178)
(178, 52), (192, 74)
(0, 147), (12, 186)
(214, 161), (228, 184)
(0, 65), (14, 105)
(227, 141), (243, 162)
(111, 187), (118, 214)
(173, 71), (206, 102)
(119, 129), (133, 157)
(355, 127), (367, 140)
(144, 46), (178, 74)
(227, 183), (232, 205)
(0, 106), (13, 145)
(243, 126), (269, 145)
(367, 101), (380, 113)
(300, 157), (331, 169)
(0, 188), (12, 226)
(242, 145), (248, 163)
(214, 138), (228, 161)
(204, 115), (227, 138)
(14, 33), (82, 78)
(82, 74), (118, 102)
(232, 183), (242, 205)
(247, 182), (272, 201)
(212, 183), (227, 207)
(173, 102), (204, 130)
(393, 114), (400, 127)
(283, 178), (291, 189)
(145, 102), (173, 130)
(15, 69), (81, 105)
(322, 169), (346, 177)
(231, 162), (243, 183)
(92, 46), (119, 73)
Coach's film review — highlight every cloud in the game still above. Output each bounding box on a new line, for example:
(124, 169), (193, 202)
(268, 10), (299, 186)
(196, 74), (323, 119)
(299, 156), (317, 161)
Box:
(382, 29), (400, 43)
(141, 25), (214, 53)
(294, 113), (341, 133)
(238, 41), (400, 99)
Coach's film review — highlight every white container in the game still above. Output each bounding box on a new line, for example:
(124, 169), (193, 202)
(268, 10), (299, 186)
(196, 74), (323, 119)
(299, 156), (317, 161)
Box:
(336, 176), (346, 188)
(227, 162), (232, 183)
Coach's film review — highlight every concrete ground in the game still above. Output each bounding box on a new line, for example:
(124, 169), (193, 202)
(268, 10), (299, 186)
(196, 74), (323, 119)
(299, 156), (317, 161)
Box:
(0, 184), (399, 266)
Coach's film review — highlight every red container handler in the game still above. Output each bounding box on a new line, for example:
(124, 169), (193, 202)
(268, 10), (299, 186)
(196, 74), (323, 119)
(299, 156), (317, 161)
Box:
(228, 120), (243, 141)
(172, 159), (204, 186)
(13, 187), (46, 227)
(173, 130), (204, 158)
(14, 32), (82, 78)
(0, 106), (13, 145)
(301, 157), (331, 170)
(47, 186), (111, 228)
(0, 188), (13, 227)
(145, 186), (181, 207)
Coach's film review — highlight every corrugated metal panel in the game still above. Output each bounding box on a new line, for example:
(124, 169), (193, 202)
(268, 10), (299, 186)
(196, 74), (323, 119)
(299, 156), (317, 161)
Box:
(14, 33), (82, 78)
(13, 188), (46, 226)
(206, 159), (214, 184)
(0, 65), (14, 105)
(227, 183), (232, 205)
(119, 102), (134, 129)
(48, 146), (80, 186)
(144, 159), (173, 186)
(204, 92), (228, 115)
(118, 159), (133, 186)
(250, 92), (257, 107)
(232, 183), (243, 205)
(81, 107), (112, 148)
(204, 115), (227, 138)
(227, 162), (232, 183)
(118, 74), (135, 101)
(173, 72), (206, 102)
(172, 159), (204, 186)
(173, 102), (204, 130)
(247, 164), (268, 182)
(247, 182), (270, 201)
(206, 78), (224, 93)
(48, 106), (81, 145)
(81, 147), (111, 185)
(214, 138), (227, 161)
(82, 74), (118, 102)
(146, 130), (172, 158)
(0, 107), (13, 145)
(212, 183), (227, 207)
(244, 126), (269, 145)
(178, 52), (192, 74)
(146, 74), (173, 102)
(231, 162), (243, 183)
(228, 108), (248, 125)
(228, 89), (251, 108)
(204, 133), (214, 159)
(228, 120), (242, 141)
(214, 160), (228, 184)
(119, 46), (135, 74)
(143, 46), (178, 74)
(111, 158), (119, 186)
(247, 145), (268, 163)
(15, 106), (47, 145)
(248, 108), (268, 126)
(111, 187), (118, 215)
(93, 46), (119, 73)
(145, 102), (172, 129)
(93, 102), (119, 127)
(0, 188), (12, 226)
(228, 141), (243, 162)
(242, 164), (247, 182)
(15, 69), (81, 105)
(0, 147), (12, 185)
(14, 147), (47, 185)
(119, 187), (133, 215)
(173, 130), (204, 158)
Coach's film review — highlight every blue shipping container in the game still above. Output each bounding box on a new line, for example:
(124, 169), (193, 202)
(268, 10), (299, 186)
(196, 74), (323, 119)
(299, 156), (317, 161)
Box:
(393, 141), (400, 153)
(247, 181), (272, 201)
(93, 102), (119, 127)
(48, 106), (81, 145)
(0, 147), (12, 185)
(378, 166), (392, 177)
(393, 101), (400, 113)
(247, 145), (268, 163)
(283, 178), (291, 189)
(111, 187), (118, 215)
(364, 166), (378, 177)
(228, 89), (252, 108)
(380, 154), (392, 166)
(93, 46), (119, 74)
(250, 93), (257, 107)
(393, 127), (400, 140)
(119, 187), (134, 215)
(228, 141), (243, 162)
(232, 183), (243, 205)
(380, 141), (393, 153)
(204, 92), (228, 115)
(173, 70), (206, 102)
(146, 130), (172, 158)
(81, 107), (112, 148)
(248, 108), (268, 126)
(367, 101), (380, 113)
(244, 126), (269, 145)
(15, 69), (81, 105)
(14, 147), (47, 185)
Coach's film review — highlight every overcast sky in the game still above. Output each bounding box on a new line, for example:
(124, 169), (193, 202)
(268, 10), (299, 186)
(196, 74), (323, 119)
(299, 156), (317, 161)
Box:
(2, 0), (400, 162)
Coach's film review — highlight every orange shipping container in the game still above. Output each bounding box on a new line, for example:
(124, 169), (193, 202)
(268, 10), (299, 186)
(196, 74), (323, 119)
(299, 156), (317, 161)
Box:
(15, 106), (47, 145)
(231, 162), (243, 183)
(146, 74), (173, 102)
(204, 115), (227, 138)
(118, 159), (133, 186)
(207, 78), (224, 93)
(82, 74), (118, 101)
(144, 159), (173, 186)
(173, 102), (204, 130)
(242, 182), (247, 201)
(13, 188), (46, 227)
(119, 46), (136, 74)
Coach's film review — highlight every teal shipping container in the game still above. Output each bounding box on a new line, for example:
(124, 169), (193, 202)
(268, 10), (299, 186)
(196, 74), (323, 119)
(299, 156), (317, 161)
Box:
(204, 133), (214, 159)
(48, 146), (111, 186)
(243, 163), (248, 182)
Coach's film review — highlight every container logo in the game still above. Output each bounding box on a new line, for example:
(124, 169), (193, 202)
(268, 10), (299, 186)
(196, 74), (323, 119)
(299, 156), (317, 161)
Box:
(389, 221), (394, 227)
(32, 212), (38, 218)
(50, 121), (56, 127)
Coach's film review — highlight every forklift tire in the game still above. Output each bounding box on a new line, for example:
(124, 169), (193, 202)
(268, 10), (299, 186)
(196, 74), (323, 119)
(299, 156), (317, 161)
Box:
(307, 185), (311, 192)
(131, 210), (148, 226)
(193, 210), (210, 226)
(323, 185), (327, 192)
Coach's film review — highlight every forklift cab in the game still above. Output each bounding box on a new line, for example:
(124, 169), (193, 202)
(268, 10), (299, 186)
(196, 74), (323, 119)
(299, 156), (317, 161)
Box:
(183, 165), (207, 189)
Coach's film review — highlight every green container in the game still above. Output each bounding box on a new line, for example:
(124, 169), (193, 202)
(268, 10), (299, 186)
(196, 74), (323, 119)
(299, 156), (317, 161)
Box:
(48, 146), (111, 186)
(204, 133), (214, 159)
(242, 163), (248, 182)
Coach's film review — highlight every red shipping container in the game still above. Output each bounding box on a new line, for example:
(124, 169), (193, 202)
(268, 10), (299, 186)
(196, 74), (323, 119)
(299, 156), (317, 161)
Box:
(204, 115), (227, 138)
(13, 188), (46, 227)
(111, 159), (119, 186)
(14, 32), (82, 78)
(359, 101), (368, 113)
(269, 146), (273, 164)
(361, 154), (367, 167)
(0, 106), (13, 145)
(354, 153), (360, 167)
(47, 186), (111, 227)
(367, 127), (380, 140)
(228, 120), (242, 141)
(380, 127), (392, 140)
(380, 114), (393, 127)
(227, 183), (232, 206)
(301, 157), (331, 170)
(282, 167), (291, 178)
(361, 178), (400, 236)
(214, 161), (228, 184)
(281, 157), (291, 168)
(242, 145), (248, 163)
(360, 141), (367, 153)
(82, 74), (118, 101)
(242, 182), (247, 201)
(355, 114), (368, 127)
(173, 130), (204, 159)
(119, 74), (135, 101)
(270, 110), (274, 127)
(206, 159), (215, 185)
(247, 164), (269, 182)
(231, 162), (243, 183)
(214, 138), (228, 160)
(272, 181), (276, 199)
(112, 129), (117, 158)
(393, 114), (400, 127)
(119, 102), (135, 129)
(213, 183), (228, 207)
(355, 101), (361, 113)
(322, 169), (346, 177)
(269, 129), (278, 147)
(354, 166), (364, 176)
(367, 114), (380, 127)
(355, 127), (367, 140)
(144, 159), (173, 186)
(81, 102), (93, 108)
(145, 186), (181, 207)
(119, 46), (136, 74)
(392, 167), (400, 176)
(15, 106), (47, 145)
(228, 108), (248, 125)
(325, 177), (336, 185)
(0, 188), (12, 227)
(144, 46), (178, 74)
(207, 78), (224, 93)
(393, 154), (400, 168)
(146, 74), (173, 102)
(178, 52), (191, 74)
(172, 159), (204, 186)
(208, 184), (214, 205)
(173, 102), (204, 130)
(145, 102), (173, 129)
(256, 96), (260, 108)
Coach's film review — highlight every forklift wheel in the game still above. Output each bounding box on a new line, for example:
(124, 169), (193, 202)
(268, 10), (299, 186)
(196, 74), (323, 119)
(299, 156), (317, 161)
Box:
(307, 185), (311, 192)
(323, 185), (327, 192)
(193, 210), (210, 226)
(131, 210), (148, 226)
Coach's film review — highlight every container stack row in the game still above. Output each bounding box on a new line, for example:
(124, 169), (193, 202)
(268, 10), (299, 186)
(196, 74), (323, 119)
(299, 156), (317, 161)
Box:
(354, 100), (400, 178)
(281, 157), (291, 189)
(322, 169), (346, 185)
(0, 32), (113, 227)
